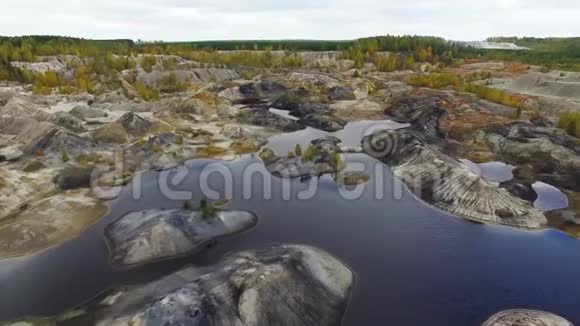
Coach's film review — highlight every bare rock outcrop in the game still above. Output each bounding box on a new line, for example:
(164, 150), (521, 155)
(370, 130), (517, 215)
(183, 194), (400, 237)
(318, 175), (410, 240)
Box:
(482, 310), (573, 326)
(156, 97), (216, 118)
(486, 123), (580, 192)
(105, 209), (257, 267)
(69, 105), (107, 120)
(48, 111), (86, 133)
(10, 59), (69, 75)
(0, 121), (93, 162)
(287, 71), (340, 87)
(387, 95), (446, 144)
(116, 112), (151, 137)
(237, 107), (305, 132)
(298, 113), (347, 132)
(137, 68), (239, 87)
(0, 189), (107, 258)
(362, 129), (547, 229)
(62, 245), (353, 326)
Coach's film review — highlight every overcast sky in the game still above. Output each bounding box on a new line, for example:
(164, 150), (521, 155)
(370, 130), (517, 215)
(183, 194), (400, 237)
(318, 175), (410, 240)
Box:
(1, 0), (578, 41)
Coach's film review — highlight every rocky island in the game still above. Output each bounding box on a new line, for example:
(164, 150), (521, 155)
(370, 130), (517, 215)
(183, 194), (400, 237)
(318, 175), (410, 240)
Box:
(105, 207), (257, 267)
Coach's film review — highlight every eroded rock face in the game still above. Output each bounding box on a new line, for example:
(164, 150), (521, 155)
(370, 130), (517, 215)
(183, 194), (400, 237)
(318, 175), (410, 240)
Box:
(331, 99), (385, 120)
(105, 209), (257, 267)
(9, 122), (92, 162)
(271, 98), (331, 118)
(234, 80), (288, 104)
(500, 180), (539, 204)
(387, 95), (446, 144)
(137, 68), (239, 87)
(156, 97), (216, 118)
(482, 310), (573, 326)
(238, 107), (305, 132)
(69, 245), (353, 326)
(299, 114), (347, 132)
(290, 102), (331, 117)
(116, 112), (151, 137)
(49, 111), (86, 133)
(287, 71), (340, 87)
(362, 129), (547, 229)
(328, 86), (355, 101)
(486, 123), (580, 192)
(69, 105), (107, 120)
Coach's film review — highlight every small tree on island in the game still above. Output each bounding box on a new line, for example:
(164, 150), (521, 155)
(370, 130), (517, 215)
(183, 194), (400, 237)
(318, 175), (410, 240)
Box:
(295, 144), (303, 157)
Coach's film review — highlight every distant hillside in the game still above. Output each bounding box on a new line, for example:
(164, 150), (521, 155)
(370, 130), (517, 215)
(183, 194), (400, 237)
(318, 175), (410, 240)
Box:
(460, 41), (529, 51)
(481, 37), (580, 71)
(488, 37), (580, 54)
(2, 34), (580, 79)
(0, 35), (456, 54)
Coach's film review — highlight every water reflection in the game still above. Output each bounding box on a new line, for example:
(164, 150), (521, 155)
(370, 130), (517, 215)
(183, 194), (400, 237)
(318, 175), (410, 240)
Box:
(533, 182), (570, 212)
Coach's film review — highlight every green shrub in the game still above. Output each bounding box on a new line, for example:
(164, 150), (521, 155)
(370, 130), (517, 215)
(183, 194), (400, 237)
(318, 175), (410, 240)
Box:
(58, 85), (76, 95)
(182, 200), (192, 210)
(141, 55), (157, 73)
(302, 145), (316, 162)
(462, 83), (524, 109)
(162, 57), (178, 70)
(158, 72), (187, 93)
(295, 144), (303, 157)
(61, 148), (69, 162)
(200, 199), (216, 219)
(135, 82), (159, 101)
(330, 152), (343, 171)
(407, 73), (462, 89)
(32, 84), (52, 95)
(558, 112), (580, 137)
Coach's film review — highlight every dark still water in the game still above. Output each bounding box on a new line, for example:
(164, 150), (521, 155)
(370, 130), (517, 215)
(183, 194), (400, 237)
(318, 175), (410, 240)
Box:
(0, 120), (579, 326)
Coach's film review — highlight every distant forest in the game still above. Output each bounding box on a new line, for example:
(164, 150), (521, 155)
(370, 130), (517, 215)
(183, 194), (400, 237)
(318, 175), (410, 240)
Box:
(0, 35), (456, 57)
(482, 36), (580, 70)
(1, 35), (580, 83)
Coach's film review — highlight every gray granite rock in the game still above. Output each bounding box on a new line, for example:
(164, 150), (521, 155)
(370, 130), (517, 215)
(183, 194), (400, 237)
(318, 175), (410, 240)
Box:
(116, 112), (151, 137)
(486, 123), (580, 192)
(482, 310), (573, 326)
(291, 102), (331, 117)
(299, 113), (347, 132)
(105, 209), (257, 267)
(362, 129), (547, 229)
(238, 107), (305, 132)
(69, 105), (108, 120)
(72, 245), (353, 326)
(49, 111), (86, 133)
(387, 95), (446, 144)
(328, 86), (355, 101)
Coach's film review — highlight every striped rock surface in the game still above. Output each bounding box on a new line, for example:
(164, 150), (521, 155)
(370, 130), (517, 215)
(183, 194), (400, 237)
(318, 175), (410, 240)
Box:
(362, 129), (547, 229)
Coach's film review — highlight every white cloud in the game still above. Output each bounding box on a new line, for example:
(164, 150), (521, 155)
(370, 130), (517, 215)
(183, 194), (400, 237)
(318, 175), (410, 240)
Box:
(0, 0), (578, 41)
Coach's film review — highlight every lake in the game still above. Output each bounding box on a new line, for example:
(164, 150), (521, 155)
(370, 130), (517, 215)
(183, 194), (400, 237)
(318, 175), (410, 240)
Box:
(0, 119), (578, 326)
